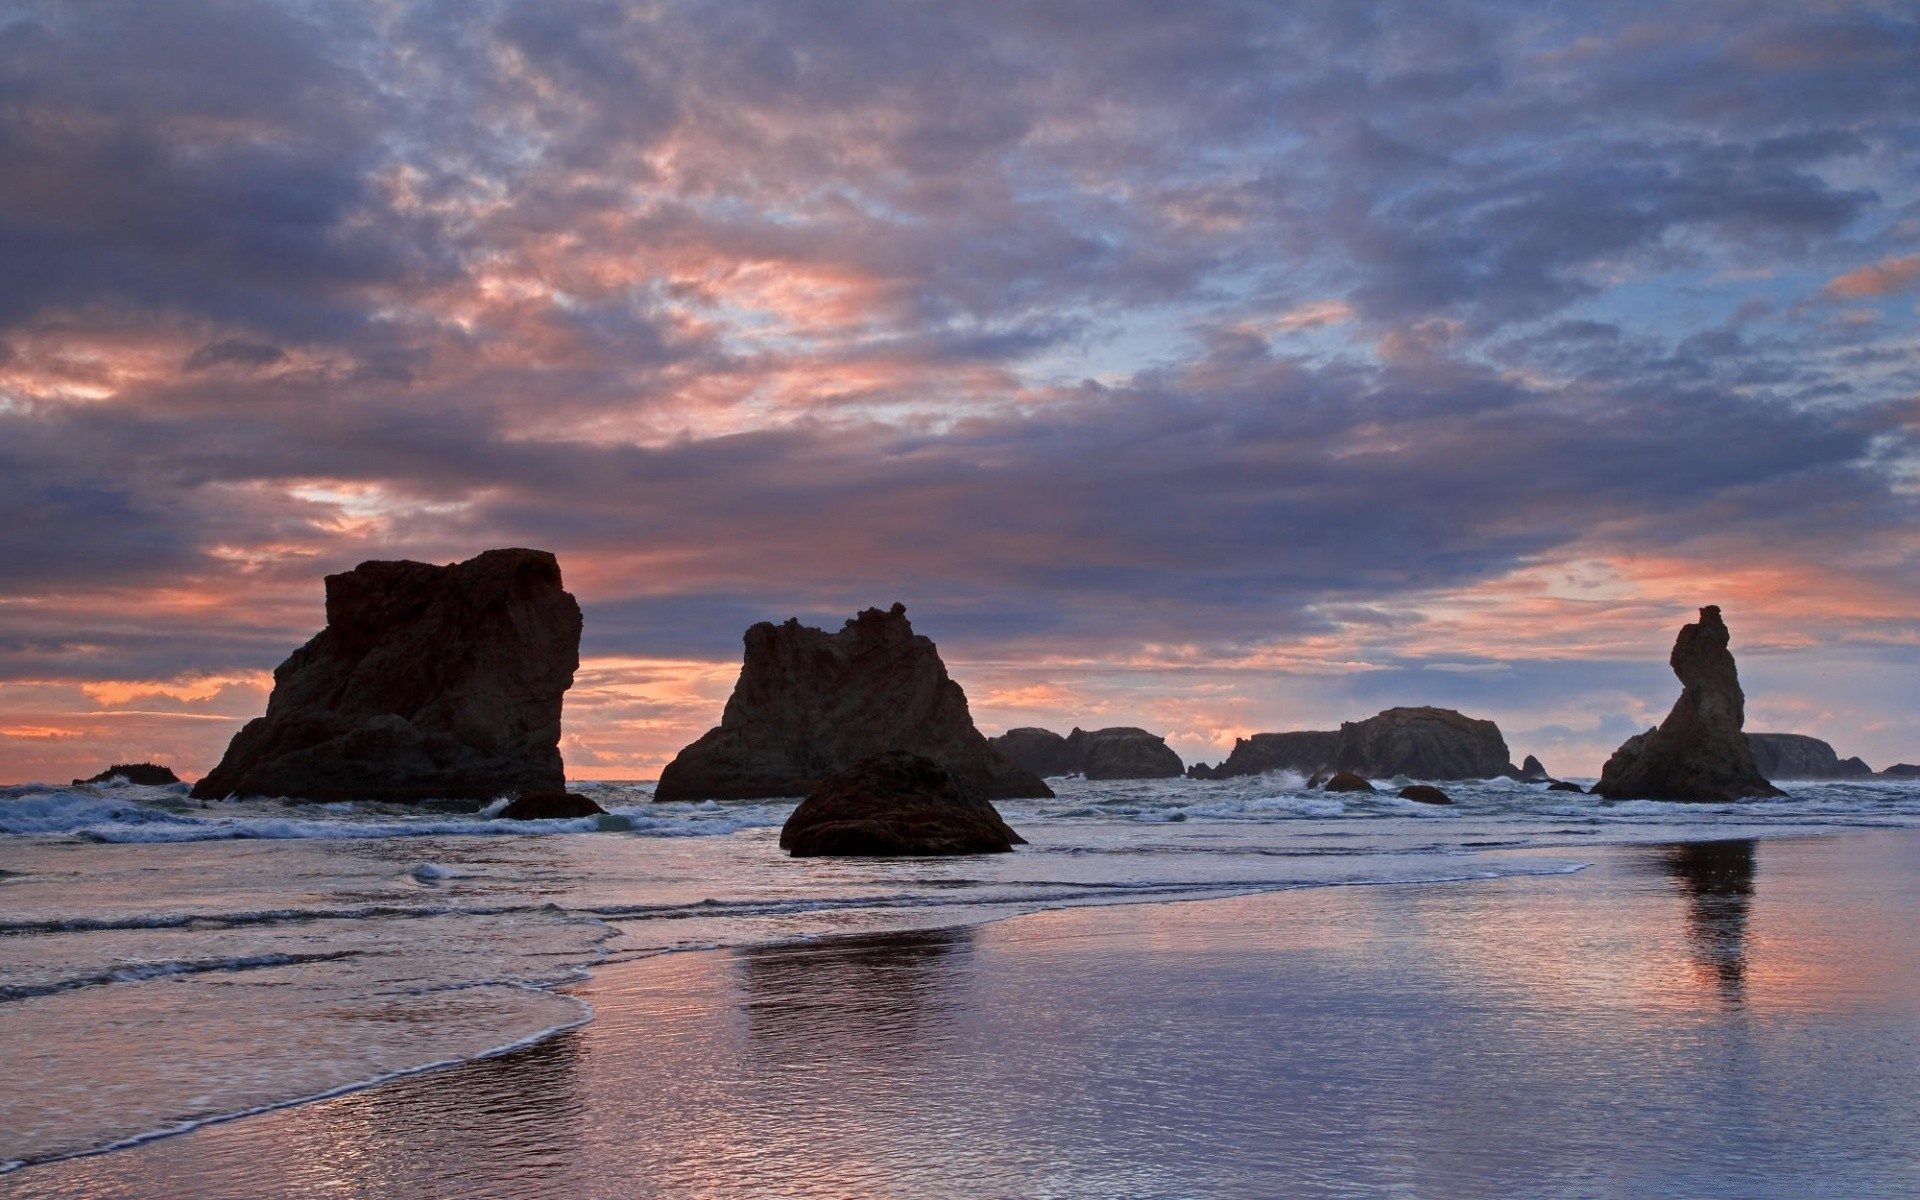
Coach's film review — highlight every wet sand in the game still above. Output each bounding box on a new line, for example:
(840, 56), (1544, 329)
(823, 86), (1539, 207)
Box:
(16, 831), (1920, 1199)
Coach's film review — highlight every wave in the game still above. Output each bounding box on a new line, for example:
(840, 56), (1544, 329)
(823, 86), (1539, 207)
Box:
(0, 950), (361, 1003)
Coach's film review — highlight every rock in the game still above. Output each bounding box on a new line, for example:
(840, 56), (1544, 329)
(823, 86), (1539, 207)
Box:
(1744, 733), (1873, 780)
(73, 763), (179, 786)
(992, 726), (1185, 780)
(778, 752), (1026, 857)
(1191, 707), (1515, 781)
(1398, 784), (1452, 805)
(1593, 606), (1784, 802)
(1186, 761), (1213, 777)
(1547, 781), (1586, 793)
(1877, 763), (1920, 779)
(989, 728), (1076, 777)
(656, 604), (1052, 802)
(497, 791), (604, 820)
(191, 549), (581, 803)
(1323, 771), (1376, 793)
(1515, 754), (1551, 783)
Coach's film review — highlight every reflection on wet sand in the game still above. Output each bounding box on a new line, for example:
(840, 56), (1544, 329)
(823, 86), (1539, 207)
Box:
(735, 927), (973, 1064)
(1656, 839), (1756, 999)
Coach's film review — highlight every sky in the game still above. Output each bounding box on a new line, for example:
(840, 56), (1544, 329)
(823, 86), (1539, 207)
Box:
(1, 0), (1917, 783)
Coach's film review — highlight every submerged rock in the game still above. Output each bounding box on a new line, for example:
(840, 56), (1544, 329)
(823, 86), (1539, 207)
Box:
(1593, 606), (1783, 803)
(1547, 781), (1587, 793)
(1397, 784), (1451, 805)
(656, 604), (1051, 802)
(1744, 734), (1872, 780)
(1192, 707), (1515, 781)
(192, 549), (581, 803)
(778, 752), (1026, 857)
(992, 725), (1184, 780)
(73, 763), (180, 786)
(1323, 771), (1376, 794)
(497, 792), (605, 820)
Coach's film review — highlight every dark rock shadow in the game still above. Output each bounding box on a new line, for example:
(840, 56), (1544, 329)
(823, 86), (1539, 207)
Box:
(1655, 839), (1756, 999)
(733, 926), (975, 1064)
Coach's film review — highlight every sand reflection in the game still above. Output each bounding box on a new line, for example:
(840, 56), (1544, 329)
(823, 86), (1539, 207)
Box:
(1655, 839), (1756, 1000)
(733, 926), (974, 1065)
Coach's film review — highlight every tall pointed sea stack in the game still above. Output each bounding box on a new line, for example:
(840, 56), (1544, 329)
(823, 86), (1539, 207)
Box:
(192, 549), (581, 802)
(1593, 606), (1783, 802)
(654, 603), (1052, 802)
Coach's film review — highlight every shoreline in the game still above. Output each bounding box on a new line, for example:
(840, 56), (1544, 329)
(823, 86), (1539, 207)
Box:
(14, 825), (1920, 1197)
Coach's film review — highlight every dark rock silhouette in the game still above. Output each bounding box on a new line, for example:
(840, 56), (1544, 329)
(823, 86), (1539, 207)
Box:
(192, 549), (581, 803)
(498, 791), (604, 820)
(1398, 784), (1451, 805)
(1744, 734), (1871, 780)
(655, 604), (1051, 802)
(1191, 707), (1515, 781)
(1323, 771), (1376, 793)
(1516, 754), (1550, 783)
(991, 726), (1184, 780)
(1878, 763), (1920, 779)
(1594, 606), (1783, 802)
(1547, 781), (1586, 793)
(74, 763), (179, 786)
(778, 752), (1026, 857)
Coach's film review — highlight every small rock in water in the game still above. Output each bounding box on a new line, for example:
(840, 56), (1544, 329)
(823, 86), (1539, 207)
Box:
(779, 751), (1025, 857)
(73, 763), (180, 786)
(497, 791), (605, 820)
(1323, 771), (1376, 794)
(1397, 785), (1451, 805)
(1547, 781), (1586, 793)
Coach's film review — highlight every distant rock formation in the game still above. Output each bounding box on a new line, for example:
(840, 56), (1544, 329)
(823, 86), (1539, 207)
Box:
(989, 726), (1185, 780)
(1878, 763), (1920, 779)
(655, 604), (1052, 802)
(1323, 771), (1376, 793)
(778, 752), (1026, 857)
(1593, 606), (1784, 802)
(497, 792), (605, 820)
(73, 763), (179, 786)
(1190, 707), (1515, 781)
(1516, 755), (1551, 783)
(1744, 734), (1871, 780)
(1398, 784), (1451, 805)
(192, 549), (581, 803)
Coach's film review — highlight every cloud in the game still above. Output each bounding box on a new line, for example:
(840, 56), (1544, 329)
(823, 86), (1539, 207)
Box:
(1824, 254), (1920, 300)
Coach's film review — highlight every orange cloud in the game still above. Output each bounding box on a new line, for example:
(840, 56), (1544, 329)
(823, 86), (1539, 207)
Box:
(1823, 254), (1920, 300)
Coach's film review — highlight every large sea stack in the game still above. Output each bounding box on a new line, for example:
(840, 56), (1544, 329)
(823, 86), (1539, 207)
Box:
(1191, 707), (1516, 781)
(1744, 734), (1871, 780)
(779, 752), (1026, 856)
(654, 604), (1052, 802)
(989, 726), (1185, 780)
(1593, 606), (1783, 802)
(192, 549), (581, 803)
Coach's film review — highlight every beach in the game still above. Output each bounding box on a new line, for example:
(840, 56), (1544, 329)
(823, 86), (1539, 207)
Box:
(5, 780), (1919, 1198)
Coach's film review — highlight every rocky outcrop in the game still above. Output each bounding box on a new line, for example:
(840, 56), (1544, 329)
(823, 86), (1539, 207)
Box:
(778, 752), (1026, 857)
(497, 792), (604, 820)
(1878, 763), (1920, 779)
(655, 604), (1052, 802)
(1516, 755), (1550, 783)
(1547, 781), (1586, 793)
(1594, 606), (1784, 802)
(1191, 707), (1515, 781)
(1398, 784), (1451, 805)
(990, 725), (1185, 780)
(192, 549), (581, 803)
(74, 763), (179, 786)
(1744, 734), (1871, 780)
(1323, 771), (1376, 793)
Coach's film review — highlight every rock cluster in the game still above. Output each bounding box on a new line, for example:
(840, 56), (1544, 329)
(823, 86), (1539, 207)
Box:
(988, 726), (1184, 780)
(1593, 606), (1783, 802)
(778, 752), (1026, 856)
(192, 549), (581, 803)
(1744, 734), (1871, 780)
(1191, 707), (1516, 781)
(655, 604), (1051, 802)
(74, 763), (179, 786)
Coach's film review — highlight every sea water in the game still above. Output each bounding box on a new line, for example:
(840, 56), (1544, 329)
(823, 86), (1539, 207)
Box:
(4, 772), (1920, 1172)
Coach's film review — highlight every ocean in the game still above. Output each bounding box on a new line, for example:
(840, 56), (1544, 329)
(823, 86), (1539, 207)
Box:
(4, 773), (1920, 1195)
